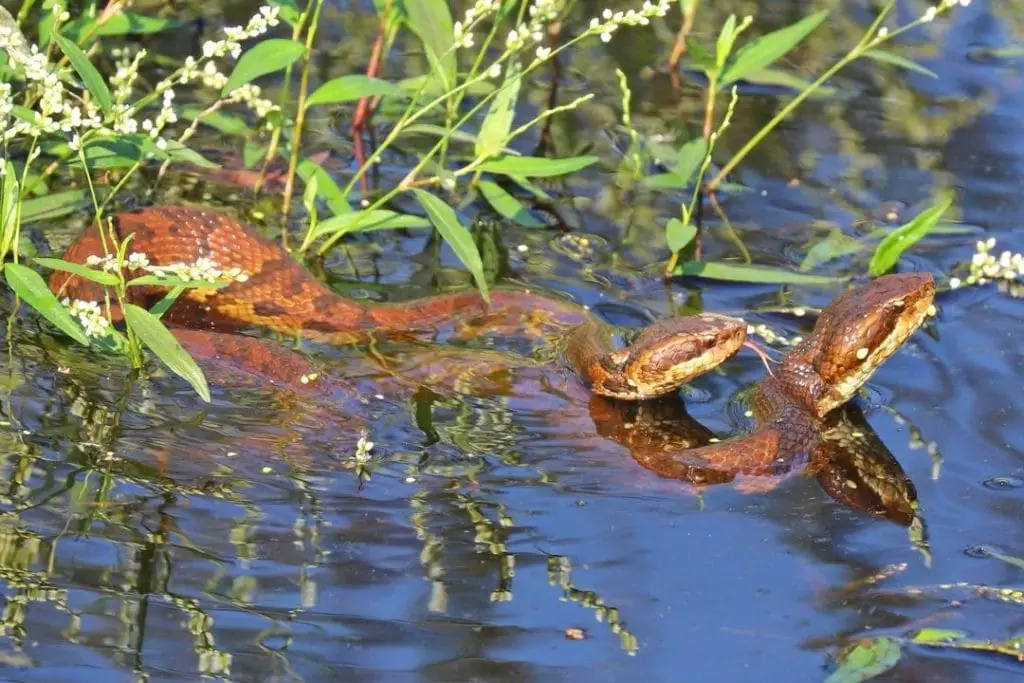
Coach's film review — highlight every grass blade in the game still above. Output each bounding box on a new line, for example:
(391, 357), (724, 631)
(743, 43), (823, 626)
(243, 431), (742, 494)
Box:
(123, 303), (210, 402)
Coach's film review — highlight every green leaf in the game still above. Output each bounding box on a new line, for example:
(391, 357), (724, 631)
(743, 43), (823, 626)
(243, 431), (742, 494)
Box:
(268, 0), (302, 26)
(402, 123), (502, 149)
(721, 11), (829, 86)
(162, 140), (220, 169)
(306, 75), (408, 108)
(309, 209), (430, 241)
(825, 637), (901, 683)
(297, 158), (351, 216)
(0, 171), (18, 260)
(3, 263), (90, 345)
(397, 73), (495, 98)
(715, 15), (738, 69)
(62, 13), (183, 40)
(674, 260), (844, 285)
(411, 189), (489, 302)
(643, 172), (688, 190)
(673, 138), (709, 186)
(478, 180), (544, 228)
(863, 49), (938, 78)
(666, 218), (697, 253)
(911, 628), (968, 645)
(868, 194), (953, 276)
(222, 39), (305, 96)
(33, 257), (120, 286)
(405, 0), (456, 91)
(123, 304), (210, 402)
(476, 155), (599, 178)
(739, 66), (840, 97)
(476, 61), (522, 159)
(179, 106), (256, 137)
(800, 230), (865, 272)
(21, 189), (92, 222)
(54, 33), (113, 113)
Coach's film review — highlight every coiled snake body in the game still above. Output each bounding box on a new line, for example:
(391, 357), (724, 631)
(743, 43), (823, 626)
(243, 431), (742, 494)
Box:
(48, 206), (936, 486)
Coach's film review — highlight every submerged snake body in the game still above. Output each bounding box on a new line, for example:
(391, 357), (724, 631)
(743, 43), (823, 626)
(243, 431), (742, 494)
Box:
(49, 207), (747, 400)
(48, 207), (935, 494)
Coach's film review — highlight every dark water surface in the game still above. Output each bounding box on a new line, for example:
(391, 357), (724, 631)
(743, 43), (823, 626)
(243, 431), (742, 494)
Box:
(2, 0), (1024, 681)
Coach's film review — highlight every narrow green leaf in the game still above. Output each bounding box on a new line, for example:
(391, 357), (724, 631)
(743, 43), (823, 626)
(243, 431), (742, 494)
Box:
(54, 33), (113, 113)
(62, 13), (183, 41)
(643, 172), (688, 190)
(868, 194), (953, 276)
(162, 140), (220, 169)
(478, 180), (544, 228)
(825, 637), (901, 683)
(721, 11), (829, 86)
(411, 190), (489, 302)
(800, 230), (865, 272)
(123, 303), (210, 402)
(0, 172), (19, 259)
(222, 39), (305, 96)
(673, 138), (709, 187)
(125, 275), (228, 288)
(306, 75), (408, 108)
(739, 66), (840, 97)
(674, 260), (844, 285)
(715, 15), (738, 69)
(33, 257), (120, 286)
(3, 263), (90, 345)
(405, 0), (456, 91)
(476, 61), (522, 159)
(863, 49), (938, 78)
(402, 123), (503, 149)
(476, 155), (599, 178)
(310, 209), (430, 241)
(21, 189), (92, 222)
(666, 218), (697, 253)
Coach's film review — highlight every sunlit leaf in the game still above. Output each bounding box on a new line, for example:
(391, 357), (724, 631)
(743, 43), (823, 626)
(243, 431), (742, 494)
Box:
(715, 14), (738, 69)
(666, 218), (697, 253)
(476, 61), (521, 159)
(721, 11), (829, 86)
(868, 193), (953, 276)
(397, 73), (495, 98)
(825, 637), (901, 683)
(674, 260), (844, 285)
(412, 189), (489, 302)
(740, 66), (840, 96)
(478, 180), (544, 228)
(0, 171), (18, 260)
(405, 0), (456, 91)
(911, 629), (968, 645)
(162, 140), (220, 169)
(476, 155), (599, 177)
(306, 75), (407, 108)
(123, 304), (210, 402)
(54, 33), (113, 113)
(309, 209), (430, 241)
(800, 230), (864, 272)
(33, 257), (120, 286)
(863, 49), (938, 78)
(297, 158), (351, 216)
(222, 39), (305, 96)
(643, 172), (688, 190)
(3, 263), (90, 345)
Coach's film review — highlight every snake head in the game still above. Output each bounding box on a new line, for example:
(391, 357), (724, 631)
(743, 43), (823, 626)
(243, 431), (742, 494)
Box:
(808, 272), (935, 412)
(616, 312), (748, 399)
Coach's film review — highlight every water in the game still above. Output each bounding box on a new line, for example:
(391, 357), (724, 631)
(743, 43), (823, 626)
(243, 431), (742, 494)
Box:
(1, 0), (1023, 680)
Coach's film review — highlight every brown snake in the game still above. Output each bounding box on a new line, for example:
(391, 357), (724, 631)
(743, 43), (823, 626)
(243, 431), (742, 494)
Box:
(46, 206), (936, 493)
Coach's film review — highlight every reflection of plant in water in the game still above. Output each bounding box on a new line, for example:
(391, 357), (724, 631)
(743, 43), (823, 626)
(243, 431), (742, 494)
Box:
(547, 554), (639, 655)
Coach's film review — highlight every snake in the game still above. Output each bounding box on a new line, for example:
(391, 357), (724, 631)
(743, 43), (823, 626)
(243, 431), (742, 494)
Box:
(46, 206), (936, 487)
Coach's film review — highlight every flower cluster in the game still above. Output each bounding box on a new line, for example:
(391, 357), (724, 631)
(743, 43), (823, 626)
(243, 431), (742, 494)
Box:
(84, 252), (250, 283)
(453, 0), (502, 50)
(201, 5), (280, 60)
(174, 59), (279, 121)
(949, 238), (1024, 290)
(588, 0), (673, 44)
(63, 299), (111, 339)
